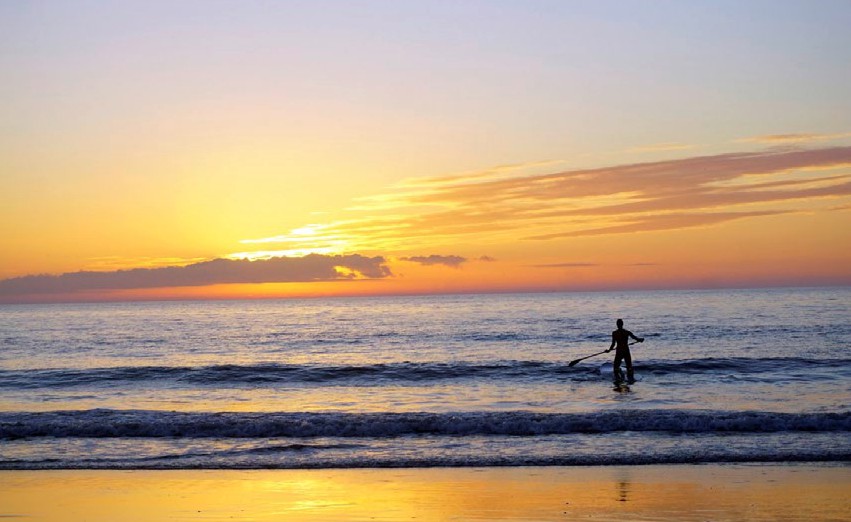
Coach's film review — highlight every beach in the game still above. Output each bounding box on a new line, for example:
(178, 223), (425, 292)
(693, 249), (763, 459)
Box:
(1, 464), (848, 521)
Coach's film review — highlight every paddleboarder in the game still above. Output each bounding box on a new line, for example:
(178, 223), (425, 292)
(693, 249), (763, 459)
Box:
(606, 319), (644, 383)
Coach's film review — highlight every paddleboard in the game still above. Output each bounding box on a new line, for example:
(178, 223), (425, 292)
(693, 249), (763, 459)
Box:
(612, 381), (631, 392)
(600, 362), (638, 383)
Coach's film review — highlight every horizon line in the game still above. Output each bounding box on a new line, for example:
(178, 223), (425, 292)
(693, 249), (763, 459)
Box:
(1, 282), (847, 306)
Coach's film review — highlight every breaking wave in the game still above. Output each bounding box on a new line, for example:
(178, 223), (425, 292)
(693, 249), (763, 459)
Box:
(2, 409), (848, 439)
(1, 357), (845, 388)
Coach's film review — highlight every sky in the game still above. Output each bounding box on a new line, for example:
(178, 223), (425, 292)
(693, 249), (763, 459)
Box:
(1, 0), (850, 303)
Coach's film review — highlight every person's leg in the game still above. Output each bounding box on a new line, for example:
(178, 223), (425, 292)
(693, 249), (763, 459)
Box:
(624, 350), (634, 382)
(612, 352), (624, 382)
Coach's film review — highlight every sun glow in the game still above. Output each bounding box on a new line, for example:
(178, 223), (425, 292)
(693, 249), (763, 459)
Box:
(231, 223), (353, 260)
(226, 248), (341, 261)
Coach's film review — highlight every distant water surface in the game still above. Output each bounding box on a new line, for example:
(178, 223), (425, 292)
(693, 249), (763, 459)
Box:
(1, 287), (849, 468)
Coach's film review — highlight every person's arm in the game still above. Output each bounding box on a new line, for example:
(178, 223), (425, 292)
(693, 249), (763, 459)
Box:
(628, 330), (644, 343)
(606, 332), (616, 352)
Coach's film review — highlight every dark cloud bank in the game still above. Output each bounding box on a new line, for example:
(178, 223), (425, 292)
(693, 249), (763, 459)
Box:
(0, 254), (391, 298)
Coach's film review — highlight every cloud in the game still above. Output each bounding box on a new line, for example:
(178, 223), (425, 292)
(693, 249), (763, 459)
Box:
(532, 262), (659, 268)
(235, 145), (851, 253)
(626, 142), (695, 153)
(409, 147), (851, 207)
(82, 256), (209, 271)
(532, 262), (599, 268)
(738, 132), (851, 144)
(400, 160), (567, 188)
(400, 255), (467, 268)
(0, 254), (391, 297)
(528, 210), (788, 240)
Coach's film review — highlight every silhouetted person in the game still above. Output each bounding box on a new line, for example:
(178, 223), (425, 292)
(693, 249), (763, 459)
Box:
(606, 319), (644, 383)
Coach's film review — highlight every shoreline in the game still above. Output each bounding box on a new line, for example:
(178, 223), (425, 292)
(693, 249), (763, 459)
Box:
(2, 463), (848, 521)
(2, 456), (849, 471)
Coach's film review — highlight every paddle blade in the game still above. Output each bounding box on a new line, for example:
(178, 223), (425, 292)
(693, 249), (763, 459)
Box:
(568, 359), (581, 367)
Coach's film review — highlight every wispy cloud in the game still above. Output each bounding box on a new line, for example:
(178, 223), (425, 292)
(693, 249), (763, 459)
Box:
(532, 262), (599, 268)
(82, 256), (209, 271)
(400, 160), (568, 188)
(236, 145), (851, 254)
(738, 132), (851, 144)
(400, 255), (467, 268)
(528, 210), (787, 240)
(0, 254), (391, 297)
(626, 142), (695, 153)
(532, 262), (659, 268)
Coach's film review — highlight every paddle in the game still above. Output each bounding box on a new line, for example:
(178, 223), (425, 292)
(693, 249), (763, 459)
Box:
(568, 340), (640, 367)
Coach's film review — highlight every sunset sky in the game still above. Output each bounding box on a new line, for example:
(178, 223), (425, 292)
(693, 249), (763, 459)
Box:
(2, 0), (850, 303)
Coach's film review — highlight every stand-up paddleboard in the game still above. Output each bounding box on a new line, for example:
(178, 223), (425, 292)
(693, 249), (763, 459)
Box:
(612, 381), (631, 392)
(600, 362), (638, 384)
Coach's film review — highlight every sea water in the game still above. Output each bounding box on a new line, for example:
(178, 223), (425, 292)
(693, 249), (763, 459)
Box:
(1, 287), (849, 469)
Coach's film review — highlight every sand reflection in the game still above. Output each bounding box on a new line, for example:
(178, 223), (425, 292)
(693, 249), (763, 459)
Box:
(0, 465), (848, 521)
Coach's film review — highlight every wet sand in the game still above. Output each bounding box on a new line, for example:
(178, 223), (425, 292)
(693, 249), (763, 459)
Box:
(1, 464), (848, 521)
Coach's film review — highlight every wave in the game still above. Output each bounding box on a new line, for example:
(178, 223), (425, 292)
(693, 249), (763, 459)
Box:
(5, 452), (850, 470)
(1, 357), (845, 388)
(4, 447), (850, 470)
(2, 409), (848, 439)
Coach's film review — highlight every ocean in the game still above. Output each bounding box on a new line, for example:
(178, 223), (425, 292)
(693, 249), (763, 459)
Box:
(1, 287), (849, 469)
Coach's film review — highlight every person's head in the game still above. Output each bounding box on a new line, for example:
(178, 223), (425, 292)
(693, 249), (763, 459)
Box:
(616, 318), (623, 328)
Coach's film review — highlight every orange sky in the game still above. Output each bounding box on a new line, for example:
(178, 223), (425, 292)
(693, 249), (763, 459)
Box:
(2, 2), (850, 303)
